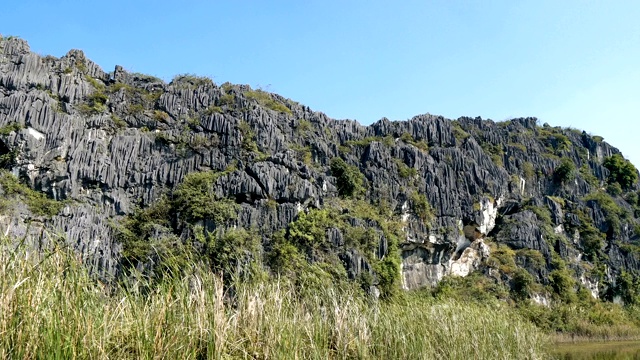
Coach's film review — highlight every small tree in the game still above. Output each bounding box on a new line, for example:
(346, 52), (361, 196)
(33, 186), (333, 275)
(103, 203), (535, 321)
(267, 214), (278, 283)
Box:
(554, 158), (576, 184)
(603, 154), (638, 190)
(330, 157), (364, 198)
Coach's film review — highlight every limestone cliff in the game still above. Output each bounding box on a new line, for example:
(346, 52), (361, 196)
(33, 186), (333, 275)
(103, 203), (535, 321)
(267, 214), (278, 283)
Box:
(1, 36), (638, 301)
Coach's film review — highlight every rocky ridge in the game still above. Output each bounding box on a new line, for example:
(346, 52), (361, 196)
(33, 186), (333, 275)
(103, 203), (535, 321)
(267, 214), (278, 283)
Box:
(1, 36), (639, 301)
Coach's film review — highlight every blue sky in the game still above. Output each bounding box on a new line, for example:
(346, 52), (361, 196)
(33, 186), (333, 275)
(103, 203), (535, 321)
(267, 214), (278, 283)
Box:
(4, 0), (639, 166)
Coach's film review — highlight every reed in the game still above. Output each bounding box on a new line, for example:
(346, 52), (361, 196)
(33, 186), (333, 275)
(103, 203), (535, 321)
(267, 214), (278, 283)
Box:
(0, 240), (548, 359)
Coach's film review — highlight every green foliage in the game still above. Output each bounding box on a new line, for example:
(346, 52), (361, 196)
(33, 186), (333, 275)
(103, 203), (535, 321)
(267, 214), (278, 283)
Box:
(512, 268), (535, 300)
(205, 228), (263, 282)
(547, 255), (577, 303)
(295, 119), (312, 135)
(481, 143), (504, 167)
(127, 103), (145, 116)
(203, 105), (223, 115)
(78, 91), (108, 115)
(554, 158), (576, 183)
(584, 191), (626, 237)
(237, 121), (258, 152)
(539, 127), (571, 153)
(0, 122), (22, 135)
(0, 171), (63, 217)
(451, 121), (470, 143)
(172, 170), (238, 224)
(516, 248), (546, 270)
(432, 273), (510, 302)
(614, 271), (640, 305)
(115, 197), (173, 265)
(399, 132), (429, 152)
(0, 238), (549, 359)
(410, 192), (434, 223)
(289, 143), (312, 164)
(344, 136), (383, 148)
(394, 158), (417, 178)
(524, 203), (553, 225)
(287, 209), (334, 257)
(171, 74), (214, 88)
(153, 110), (170, 122)
(603, 154), (638, 190)
(487, 243), (517, 275)
(607, 182), (623, 196)
(580, 224), (605, 259)
(215, 93), (235, 107)
(580, 164), (599, 187)
(244, 89), (292, 114)
(330, 157), (365, 198)
(522, 161), (535, 179)
(85, 76), (105, 92)
(111, 114), (126, 129)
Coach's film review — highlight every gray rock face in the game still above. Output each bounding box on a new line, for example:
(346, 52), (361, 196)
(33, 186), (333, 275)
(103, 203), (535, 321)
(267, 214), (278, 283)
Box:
(1, 36), (639, 294)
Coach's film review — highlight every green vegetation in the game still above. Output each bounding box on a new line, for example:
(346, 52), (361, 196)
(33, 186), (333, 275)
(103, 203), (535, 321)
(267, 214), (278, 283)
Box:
(0, 122), (22, 135)
(0, 239), (549, 359)
(244, 89), (292, 114)
(435, 262), (640, 342)
(78, 91), (108, 115)
(538, 127), (571, 153)
(115, 169), (238, 270)
(153, 110), (170, 122)
(604, 154), (638, 190)
(522, 161), (535, 179)
(344, 136), (384, 148)
(394, 158), (417, 178)
(110, 114), (126, 129)
(295, 119), (312, 135)
(584, 190), (626, 238)
(172, 170), (238, 224)
(410, 192), (434, 223)
(399, 132), (429, 152)
(554, 158), (576, 184)
(171, 74), (214, 88)
(0, 171), (63, 217)
(237, 120), (258, 152)
(330, 157), (365, 198)
(289, 143), (312, 164)
(451, 121), (470, 143)
(580, 164), (600, 187)
(481, 142), (504, 167)
(215, 93), (235, 107)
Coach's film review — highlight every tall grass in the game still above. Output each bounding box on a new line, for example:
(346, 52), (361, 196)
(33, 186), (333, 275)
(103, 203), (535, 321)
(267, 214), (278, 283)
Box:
(0, 240), (549, 359)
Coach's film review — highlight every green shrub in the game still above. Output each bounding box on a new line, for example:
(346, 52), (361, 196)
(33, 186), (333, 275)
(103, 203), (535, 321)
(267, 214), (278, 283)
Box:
(0, 122), (22, 135)
(0, 171), (63, 217)
(171, 74), (214, 88)
(512, 268), (534, 300)
(78, 91), (108, 115)
(238, 121), (258, 152)
(330, 157), (365, 198)
(410, 192), (433, 223)
(451, 121), (470, 142)
(244, 89), (292, 114)
(522, 161), (535, 179)
(549, 268), (577, 303)
(172, 171), (238, 224)
(554, 158), (576, 183)
(215, 93), (235, 107)
(603, 154), (638, 189)
(206, 228), (262, 282)
(153, 110), (170, 122)
(394, 159), (417, 178)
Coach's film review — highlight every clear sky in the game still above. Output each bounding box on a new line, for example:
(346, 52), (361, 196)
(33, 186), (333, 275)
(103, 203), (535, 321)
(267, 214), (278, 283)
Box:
(4, 0), (639, 166)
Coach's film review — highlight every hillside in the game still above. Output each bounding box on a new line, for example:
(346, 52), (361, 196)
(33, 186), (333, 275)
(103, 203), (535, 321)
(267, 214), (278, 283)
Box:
(1, 35), (639, 307)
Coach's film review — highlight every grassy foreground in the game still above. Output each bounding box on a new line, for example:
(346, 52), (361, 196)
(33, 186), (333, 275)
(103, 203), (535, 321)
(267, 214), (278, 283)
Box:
(0, 242), (548, 359)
